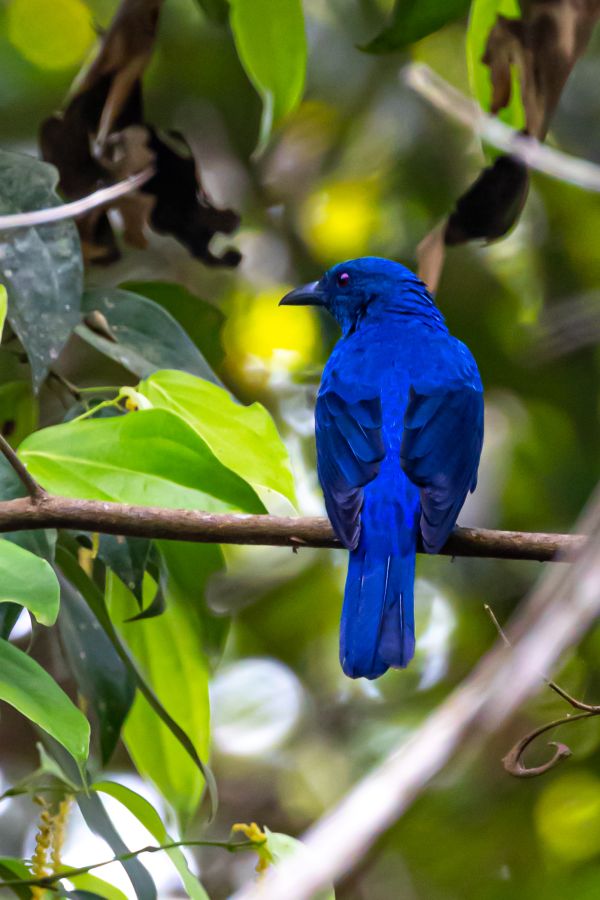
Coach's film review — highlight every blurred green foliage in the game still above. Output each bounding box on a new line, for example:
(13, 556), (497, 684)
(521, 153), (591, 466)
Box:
(0, 0), (598, 898)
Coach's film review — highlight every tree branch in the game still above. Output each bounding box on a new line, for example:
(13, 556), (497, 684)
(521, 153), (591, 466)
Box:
(0, 494), (584, 560)
(404, 63), (600, 192)
(231, 484), (600, 900)
(0, 435), (46, 501)
(0, 167), (154, 230)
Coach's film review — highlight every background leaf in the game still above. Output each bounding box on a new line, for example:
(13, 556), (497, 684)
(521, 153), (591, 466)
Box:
(19, 408), (264, 513)
(106, 572), (212, 828)
(76, 289), (220, 384)
(229, 0), (307, 150)
(0, 151), (82, 390)
(0, 539), (59, 625)
(138, 370), (297, 509)
(363, 0), (470, 53)
(0, 638), (89, 766)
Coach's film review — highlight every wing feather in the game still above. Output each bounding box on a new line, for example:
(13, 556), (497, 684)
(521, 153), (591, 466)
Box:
(316, 391), (384, 550)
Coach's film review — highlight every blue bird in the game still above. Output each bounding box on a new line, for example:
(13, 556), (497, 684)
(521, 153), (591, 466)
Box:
(280, 257), (483, 680)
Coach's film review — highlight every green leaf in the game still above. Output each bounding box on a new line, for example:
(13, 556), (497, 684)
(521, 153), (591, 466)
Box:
(0, 638), (89, 766)
(0, 539), (59, 625)
(62, 872), (128, 900)
(363, 0), (470, 53)
(0, 284), (7, 342)
(138, 370), (297, 510)
(0, 857), (32, 899)
(106, 572), (211, 828)
(123, 281), (226, 374)
(76, 289), (220, 385)
(229, 0), (307, 151)
(0, 151), (83, 390)
(93, 781), (210, 900)
(58, 574), (136, 765)
(19, 408), (264, 514)
(466, 0), (525, 128)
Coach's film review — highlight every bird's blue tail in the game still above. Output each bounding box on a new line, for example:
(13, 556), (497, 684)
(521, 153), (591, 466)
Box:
(339, 496), (419, 680)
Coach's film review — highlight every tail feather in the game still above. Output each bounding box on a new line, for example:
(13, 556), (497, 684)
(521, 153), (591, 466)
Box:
(340, 548), (416, 680)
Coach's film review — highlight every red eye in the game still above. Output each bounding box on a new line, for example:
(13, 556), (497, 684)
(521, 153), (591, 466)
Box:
(337, 272), (350, 288)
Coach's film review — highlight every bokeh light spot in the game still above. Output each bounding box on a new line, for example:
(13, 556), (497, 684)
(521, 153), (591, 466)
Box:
(535, 771), (600, 862)
(299, 179), (381, 264)
(223, 286), (320, 387)
(8, 0), (95, 70)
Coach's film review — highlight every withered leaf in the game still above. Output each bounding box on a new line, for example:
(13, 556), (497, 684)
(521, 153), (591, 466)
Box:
(39, 0), (241, 268)
(445, 155), (529, 245)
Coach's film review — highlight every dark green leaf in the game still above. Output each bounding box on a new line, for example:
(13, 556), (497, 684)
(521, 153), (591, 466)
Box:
(97, 535), (151, 606)
(123, 281), (225, 374)
(0, 857), (32, 899)
(230, 0), (307, 150)
(363, 0), (470, 53)
(76, 289), (220, 383)
(0, 604), (22, 640)
(0, 638), (89, 767)
(0, 151), (82, 390)
(57, 573), (136, 765)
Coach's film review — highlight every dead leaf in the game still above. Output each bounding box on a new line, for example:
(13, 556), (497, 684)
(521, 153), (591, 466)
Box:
(39, 0), (241, 268)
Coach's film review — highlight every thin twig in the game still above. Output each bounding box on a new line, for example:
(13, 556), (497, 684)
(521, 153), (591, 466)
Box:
(404, 63), (600, 192)
(0, 838), (259, 889)
(0, 167), (154, 231)
(230, 484), (600, 900)
(0, 436), (46, 501)
(0, 494), (585, 560)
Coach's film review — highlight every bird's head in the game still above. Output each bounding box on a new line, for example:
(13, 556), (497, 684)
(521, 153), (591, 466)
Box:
(279, 256), (440, 334)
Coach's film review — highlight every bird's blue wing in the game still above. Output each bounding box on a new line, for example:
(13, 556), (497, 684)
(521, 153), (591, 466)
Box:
(316, 390), (385, 550)
(400, 384), (484, 554)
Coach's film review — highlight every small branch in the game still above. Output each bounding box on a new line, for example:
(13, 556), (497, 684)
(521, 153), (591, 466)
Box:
(0, 838), (258, 889)
(0, 167), (154, 231)
(0, 436), (46, 501)
(0, 494), (585, 560)
(404, 63), (600, 192)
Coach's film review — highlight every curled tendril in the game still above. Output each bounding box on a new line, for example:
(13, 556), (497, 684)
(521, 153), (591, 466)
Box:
(502, 713), (594, 777)
(485, 603), (600, 778)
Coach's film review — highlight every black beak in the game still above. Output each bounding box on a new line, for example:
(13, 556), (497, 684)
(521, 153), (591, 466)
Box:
(279, 281), (326, 307)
